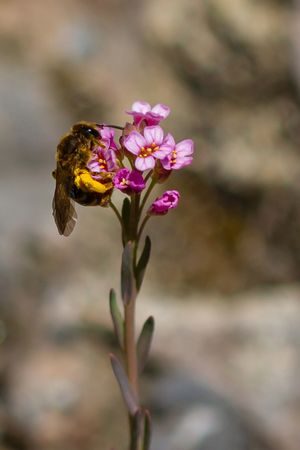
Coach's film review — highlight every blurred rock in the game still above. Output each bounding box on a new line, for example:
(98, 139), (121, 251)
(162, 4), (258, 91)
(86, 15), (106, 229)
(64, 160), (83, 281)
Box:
(148, 376), (278, 450)
(148, 286), (300, 450)
(0, 0), (300, 449)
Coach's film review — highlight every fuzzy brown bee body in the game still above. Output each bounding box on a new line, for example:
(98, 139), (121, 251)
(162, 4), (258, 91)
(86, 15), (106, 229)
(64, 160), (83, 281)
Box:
(52, 121), (110, 236)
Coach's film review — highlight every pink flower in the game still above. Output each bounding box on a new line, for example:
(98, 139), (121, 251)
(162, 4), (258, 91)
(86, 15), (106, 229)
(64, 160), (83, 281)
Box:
(113, 168), (146, 194)
(87, 146), (118, 174)
(124, 126), (173, 171)
(96, 125), (118, 151)
(127, 101), (170, 126)
(148, 190), (180, 215)
(161, 136), (194, 170)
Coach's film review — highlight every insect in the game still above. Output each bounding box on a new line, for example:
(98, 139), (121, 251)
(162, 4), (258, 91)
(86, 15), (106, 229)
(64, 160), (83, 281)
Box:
(52, 121), (113, 236)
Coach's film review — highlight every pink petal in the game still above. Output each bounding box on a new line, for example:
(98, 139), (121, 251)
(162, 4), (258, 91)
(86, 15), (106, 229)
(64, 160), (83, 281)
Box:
(155, 133), (174, 158)
(101, 126), (114, 140)
(175, 139), (194, 156)
(174, 155), (193, 169)
(131, 101), (151, 114)
(161, 157), (172, 170)
(124, 131), (146, 155)
(135, 156), (155, 171)
(163, 133), (176, 147)
(144, 126), (164, 145)
(154, 146), (173, 159)
(151, 103), (170, 119)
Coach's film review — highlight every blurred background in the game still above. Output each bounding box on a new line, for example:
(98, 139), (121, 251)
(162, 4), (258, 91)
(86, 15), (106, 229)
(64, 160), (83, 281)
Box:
(1, 0), (300, 449)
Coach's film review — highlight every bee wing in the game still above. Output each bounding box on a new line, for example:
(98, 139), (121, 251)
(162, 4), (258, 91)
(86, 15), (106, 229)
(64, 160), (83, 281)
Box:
(52, 170), (77, 236)
(61, 199), (77, 236)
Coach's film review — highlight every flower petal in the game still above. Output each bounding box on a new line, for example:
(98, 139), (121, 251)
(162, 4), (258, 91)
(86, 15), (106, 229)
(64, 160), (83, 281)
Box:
(155, 132), (175, 159)
(124, 131), (146, 155)
(161, 156), (172, 170)
(131, 101), (151, 114)
(173, 155), (193, 169)
(148, 190), (180, 215)
(128, 170), (146, 192)
(163, 133), (176, 148)
(144, 126), (164, 145)
(135, 156), (155, 171)
(154, 147), (173, 159)
(151, 103), (170, 119)
(175, 139), (194, 157)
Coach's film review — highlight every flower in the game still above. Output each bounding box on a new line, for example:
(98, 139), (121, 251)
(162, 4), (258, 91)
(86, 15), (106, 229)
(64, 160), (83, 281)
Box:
(113, 168), (146, 194)
(127, 101), (170, 126)
(161, 136), (194, 170)
(98, 125), (118, 151)
(87, 146), (118, 174)
(148, 190), (180, 215)
(124, 126), (173, 171)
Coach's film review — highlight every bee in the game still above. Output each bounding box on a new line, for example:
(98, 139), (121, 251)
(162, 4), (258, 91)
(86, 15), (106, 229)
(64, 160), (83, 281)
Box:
(52, 121), (112, 236)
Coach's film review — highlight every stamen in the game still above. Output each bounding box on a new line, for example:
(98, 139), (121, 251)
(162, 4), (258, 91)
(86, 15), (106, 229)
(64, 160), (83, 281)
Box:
(98, 157), (107, 170)
(170, 149), (177, 164)
(139, 142), (159, 158)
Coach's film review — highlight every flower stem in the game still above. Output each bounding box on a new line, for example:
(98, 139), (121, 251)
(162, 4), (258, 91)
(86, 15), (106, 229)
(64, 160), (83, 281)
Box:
(137, 215), (150, 244)
(139, 179), (156, 218)
(124, 293), (139, 399)
(110, 201), (123, 228)
(123, 238), (141, 449)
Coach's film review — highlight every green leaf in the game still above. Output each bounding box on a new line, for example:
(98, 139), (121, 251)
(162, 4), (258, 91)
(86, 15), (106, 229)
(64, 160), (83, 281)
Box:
(121, 197), (131, 242)
(110, 353), (138, 416)
(143, 409), (152, 450)
(130, 408), (143, 450)
(137, 316), (155, 374)
(109, 289), (124, 349)
(121, 241), (135, 305)
(136, 236), (151, 291)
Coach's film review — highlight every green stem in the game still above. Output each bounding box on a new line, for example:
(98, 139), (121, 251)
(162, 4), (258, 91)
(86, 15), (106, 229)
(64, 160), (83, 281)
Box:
(124, 292), (139, 399)
(137, 215), (150, 244)
(139, 179), (156, 218)
(110, 200), (123, 228)
(129, 195), (139, 241)
(144, 170), (153, 183)
(133, 215), (150, 271)
(116, 192), (150, 449)
(124, 241), (141, 449)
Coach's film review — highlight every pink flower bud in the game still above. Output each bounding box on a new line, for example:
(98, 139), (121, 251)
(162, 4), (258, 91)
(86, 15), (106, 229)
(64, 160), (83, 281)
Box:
(148, 190), (180, 216)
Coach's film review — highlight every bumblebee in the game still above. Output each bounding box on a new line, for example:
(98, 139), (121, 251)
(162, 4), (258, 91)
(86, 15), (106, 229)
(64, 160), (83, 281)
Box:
(52, 122), (113, 236)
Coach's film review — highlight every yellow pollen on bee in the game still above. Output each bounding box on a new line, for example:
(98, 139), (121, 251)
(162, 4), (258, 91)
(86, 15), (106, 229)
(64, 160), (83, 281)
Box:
(74, 168), (109, 193)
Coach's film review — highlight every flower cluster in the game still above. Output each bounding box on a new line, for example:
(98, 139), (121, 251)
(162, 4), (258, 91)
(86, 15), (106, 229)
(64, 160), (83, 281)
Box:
(82, 101), (194, 216)
(53, 101), (195, 450)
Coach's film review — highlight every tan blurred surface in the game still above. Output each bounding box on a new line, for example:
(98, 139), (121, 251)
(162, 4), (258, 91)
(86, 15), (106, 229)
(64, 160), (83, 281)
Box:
(1, 0), (300, 449)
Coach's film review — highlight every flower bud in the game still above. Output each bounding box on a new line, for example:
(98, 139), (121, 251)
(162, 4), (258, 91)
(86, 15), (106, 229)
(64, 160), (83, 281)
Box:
(148, 190), (180, 216)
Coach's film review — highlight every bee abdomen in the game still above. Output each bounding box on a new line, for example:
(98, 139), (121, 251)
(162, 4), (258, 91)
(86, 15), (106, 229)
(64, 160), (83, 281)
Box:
(70, 185), (103, 206)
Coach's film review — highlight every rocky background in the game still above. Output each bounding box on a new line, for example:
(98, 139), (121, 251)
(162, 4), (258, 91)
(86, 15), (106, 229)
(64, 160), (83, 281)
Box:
(1, 0), (300, 449)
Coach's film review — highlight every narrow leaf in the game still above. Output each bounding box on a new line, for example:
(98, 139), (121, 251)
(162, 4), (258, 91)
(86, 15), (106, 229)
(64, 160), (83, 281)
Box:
(137, 316), (155, 374)
(110, 353), (138, 416)
(121, 241), (135, 305)
(121, 197), (131, 241)
(130, 408), (143, 450)
(143, 409), (152, 450)
(136, 236), (151, 291)
(109, 289), (124, 349)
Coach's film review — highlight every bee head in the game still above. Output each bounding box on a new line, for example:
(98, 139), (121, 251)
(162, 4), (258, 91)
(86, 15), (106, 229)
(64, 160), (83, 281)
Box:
(72, 122), (100, 139)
